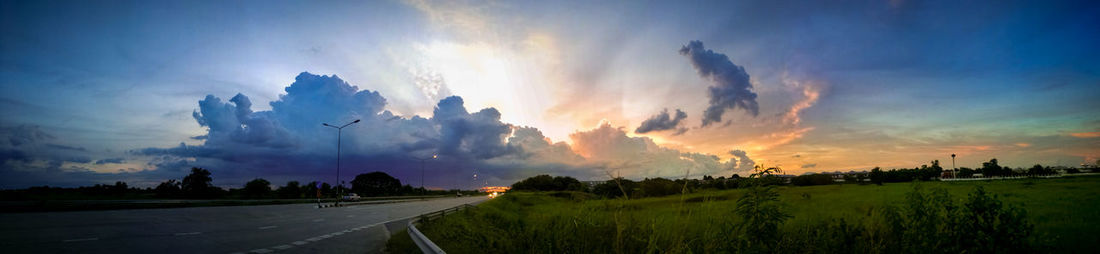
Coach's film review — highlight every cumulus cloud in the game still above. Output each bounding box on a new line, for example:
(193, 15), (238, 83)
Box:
(132, 72), (754, 188)
(728, 149), (755, 172)
(635, 108), (688, 134)
(569, 121), (743, 178)
(134, 72), (534, 187)
(679, 40), (760, 127)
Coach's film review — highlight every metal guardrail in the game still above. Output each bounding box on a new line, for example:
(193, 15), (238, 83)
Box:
(407, 203), (478, 254)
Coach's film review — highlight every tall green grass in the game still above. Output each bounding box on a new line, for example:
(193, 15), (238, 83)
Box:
(388, 176), (1100, 253)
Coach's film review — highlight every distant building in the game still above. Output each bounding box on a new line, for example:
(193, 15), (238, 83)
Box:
(582, 181), (606, 189)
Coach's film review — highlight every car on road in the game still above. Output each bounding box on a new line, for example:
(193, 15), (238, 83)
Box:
(342, 193), (360, 201)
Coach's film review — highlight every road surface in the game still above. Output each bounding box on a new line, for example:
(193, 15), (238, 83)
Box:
(0, 196), (486, 253)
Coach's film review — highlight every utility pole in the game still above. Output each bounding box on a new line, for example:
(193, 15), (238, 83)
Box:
(323, 119), (360, 206)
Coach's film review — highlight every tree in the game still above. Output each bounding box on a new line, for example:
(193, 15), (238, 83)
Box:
(320, 182), (333, 197)
(303, 181), (321, 198)
(277, 181), (302, 199)
(181, 167), (218, 198)
(791, 174), (833, 186)
(958, 167), (976, 178)
(154, 179), (181, 198)
(592, 178), (635, 198)
(869, 167), (885, 185)
(1027, 164), (1054, 175)
(981, 158), (1007, 177)
(638, 178), (680, 197)
(243, 178), (272, 198)
(511, 175), (584, 191)
(350, 172), (402, 196)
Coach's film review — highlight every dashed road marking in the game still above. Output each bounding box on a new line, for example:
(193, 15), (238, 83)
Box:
(62, 237), (98, 242)
(292, 241), (308, 245)
(174, 232), (202, 236)
(249, 248), (272, 253)
(258, 225), (277, 230)
(331, 232), (344, 236)
(271, 245), (292, 250)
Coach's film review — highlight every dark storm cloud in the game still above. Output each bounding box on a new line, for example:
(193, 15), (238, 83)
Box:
(2, 125), (54, 146)
(679, 40), (759, 127)
(431, 96), (513, 159)
(45, 144), (87, 151)
(95, 158), (125, 164)
(0, 124), (91, 164)
(635, 108), (688, 134)
(133, 72), (537, 188)
(0, 125), (175, 188)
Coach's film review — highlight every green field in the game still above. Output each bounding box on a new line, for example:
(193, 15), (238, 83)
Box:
(388, 176), (1100, 253)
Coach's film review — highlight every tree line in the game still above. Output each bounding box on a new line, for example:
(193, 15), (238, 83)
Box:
(510, 158), (1098, 199)
(1, 167), (475, 200)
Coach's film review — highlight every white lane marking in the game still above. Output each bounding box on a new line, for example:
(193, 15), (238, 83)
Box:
(342, 229), (351, 233)
(174, 232), (202, 236)
(271, 245), (292, 250)
(312, 219), (324, 222)
(292, 241), (308, 245)
(306, 237), (322, 242)
(249, 249), (272, 253)
(331, 232), (344, 236)
(258, 225), (277, 230)
(62, 237), (99, 242)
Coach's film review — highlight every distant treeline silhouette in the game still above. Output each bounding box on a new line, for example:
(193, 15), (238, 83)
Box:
(510, 158), (1099, 199)
(1, 167), (476, 200)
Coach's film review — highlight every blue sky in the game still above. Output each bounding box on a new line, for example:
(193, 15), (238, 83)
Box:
(1, 0), (1098, 189)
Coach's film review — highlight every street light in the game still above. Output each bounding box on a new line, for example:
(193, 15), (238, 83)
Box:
(419, 154), (437, 189)
(323, 119), (360, 206)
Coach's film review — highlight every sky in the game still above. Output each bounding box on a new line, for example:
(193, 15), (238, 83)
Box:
(1, 0), (1098, 189)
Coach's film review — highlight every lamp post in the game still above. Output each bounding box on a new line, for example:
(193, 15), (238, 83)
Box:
(951, 154), (957, 178)
(323, 119), (360, 206)
(419, 155), (437, 190)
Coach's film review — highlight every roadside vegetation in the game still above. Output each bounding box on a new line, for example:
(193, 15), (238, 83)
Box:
(389, 168), (1100, 253)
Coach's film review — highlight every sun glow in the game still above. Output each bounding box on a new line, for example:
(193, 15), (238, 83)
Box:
(415, 37), (584, 143)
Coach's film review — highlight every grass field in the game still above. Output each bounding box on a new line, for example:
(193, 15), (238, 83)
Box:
(387, 176), (1100, 253)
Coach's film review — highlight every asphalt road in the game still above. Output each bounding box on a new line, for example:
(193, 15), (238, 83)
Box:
(0, 196), (487, 253)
